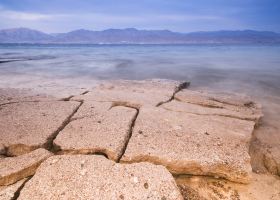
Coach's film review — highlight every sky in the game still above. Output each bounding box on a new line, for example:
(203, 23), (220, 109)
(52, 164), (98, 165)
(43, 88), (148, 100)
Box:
(0, 0), (279, 33)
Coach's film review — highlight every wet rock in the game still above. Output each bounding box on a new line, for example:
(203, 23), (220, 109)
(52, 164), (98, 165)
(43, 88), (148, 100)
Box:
(18, 155), (183, 200)
(72, 79), (181, 107)
(54, 102), (137, 161)
(0, 149), (52, 186)
(122, 106), (255, 183)
(176, 173), (280, 200)
(0, 179), (26, 200)
(164, 89), (262, 123)
(0, 101), (80, 156)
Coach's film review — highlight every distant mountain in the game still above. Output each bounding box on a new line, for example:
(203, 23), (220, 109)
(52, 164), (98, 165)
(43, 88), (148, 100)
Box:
(0, 28), (53, 43)
(0, 27), (280, 44)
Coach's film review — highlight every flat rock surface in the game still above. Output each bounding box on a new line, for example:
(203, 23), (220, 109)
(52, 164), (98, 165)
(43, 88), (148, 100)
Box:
(0, 179), (26, 200)
(0, 88), (51, 105)
(18, 155), (183, 200)
(73, 79), (180, 107)
(0, 101), (80, 156)
(122, 105), (255, 183)
(167, 89), (262, 123)
(0, 148), (52, 186)
(54, 102), (137, 161)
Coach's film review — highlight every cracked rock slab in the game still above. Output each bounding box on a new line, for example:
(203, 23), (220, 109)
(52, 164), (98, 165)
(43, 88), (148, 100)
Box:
(73, 79), (180, 107)
(54, 102), (137, 161)
(0, 179), (26, 200)
(18, 155), (183, 200)
(0, 148), (52, 186)
(169, 89), (262, 123)
(0, 88), (54, 105)
(0, 101), (80, 156)
(121, 106), (255, 183)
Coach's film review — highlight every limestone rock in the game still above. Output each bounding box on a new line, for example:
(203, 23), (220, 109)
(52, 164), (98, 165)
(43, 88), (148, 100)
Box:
(0, 88), (52, 105)
(165, 89), (262, 123)
(0, 149), (52, 186)
(72, 79), (181, 107)
(54, 102), (137, 161)
(0, 179), (26, 200)
(122, 106), (255, 183)
(18, 155), (183, 200)
(0, 101), (80, 156)
(176, 173), (280, 200)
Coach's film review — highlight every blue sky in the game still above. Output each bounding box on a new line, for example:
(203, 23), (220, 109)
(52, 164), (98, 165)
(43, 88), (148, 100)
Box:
(0, 0), (279, 33)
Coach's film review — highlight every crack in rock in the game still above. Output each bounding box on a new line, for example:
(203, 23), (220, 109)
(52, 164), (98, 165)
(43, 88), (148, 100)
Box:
(156, 82), (190, 107)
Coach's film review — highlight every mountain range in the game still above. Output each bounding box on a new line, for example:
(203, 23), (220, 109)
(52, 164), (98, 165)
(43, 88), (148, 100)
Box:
(0, 27), (280, 44)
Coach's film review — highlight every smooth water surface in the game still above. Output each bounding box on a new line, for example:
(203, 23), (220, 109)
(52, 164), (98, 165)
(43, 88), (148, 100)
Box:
(0, 44), (279, 98)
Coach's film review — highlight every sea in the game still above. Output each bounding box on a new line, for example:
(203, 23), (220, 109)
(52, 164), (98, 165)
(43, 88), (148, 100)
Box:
(0, 44), (280, 125)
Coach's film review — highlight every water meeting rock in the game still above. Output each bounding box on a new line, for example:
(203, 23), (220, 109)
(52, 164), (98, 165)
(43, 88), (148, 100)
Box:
(0, 148), (52, 186)
(18, 155), (183, 200)
(121, 105), (256, 183)
(72, 79), (181, 107)
(0, 101), (80, 156)
(54, 102), (137, 161)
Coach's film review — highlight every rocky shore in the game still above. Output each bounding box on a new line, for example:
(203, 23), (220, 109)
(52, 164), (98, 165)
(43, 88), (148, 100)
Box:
(0, 80), (279, 200)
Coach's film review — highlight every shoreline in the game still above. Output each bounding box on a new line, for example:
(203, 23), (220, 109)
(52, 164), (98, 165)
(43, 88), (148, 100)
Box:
(1, 79), (279, 199)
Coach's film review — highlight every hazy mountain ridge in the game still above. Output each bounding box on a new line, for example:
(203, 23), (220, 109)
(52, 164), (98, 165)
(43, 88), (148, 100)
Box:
(0, 27), (280, 44)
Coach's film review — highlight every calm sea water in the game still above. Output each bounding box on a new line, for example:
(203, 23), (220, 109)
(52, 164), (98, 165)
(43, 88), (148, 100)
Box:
(0, 44), (279, 100)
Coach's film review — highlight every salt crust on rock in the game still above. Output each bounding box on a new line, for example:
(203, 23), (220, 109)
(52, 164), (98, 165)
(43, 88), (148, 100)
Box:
(0, 148), (52, 186)
(54, 102), (137, 161)
(122, 105), (255, 183)
(18, 155), (183, 200)
(0, 101), (80, 156)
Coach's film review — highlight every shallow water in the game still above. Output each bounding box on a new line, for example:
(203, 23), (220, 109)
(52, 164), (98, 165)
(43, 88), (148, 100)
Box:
(0, 44), (279, 107)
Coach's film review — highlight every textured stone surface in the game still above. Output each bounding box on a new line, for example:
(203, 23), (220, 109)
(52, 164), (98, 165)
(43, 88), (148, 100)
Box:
(0, 88), (52, 105)
(0, 101), (80, 156)
(167, 89), (262, 123)
(0, 149), (52, 186)
(176, 174), (280, 200)
(18, 155), (183, 200)
(73, 79), (180, 107)
(54, 102), (137, 161)
(122, 106), (255, 183)
(0, 179), (26, 200)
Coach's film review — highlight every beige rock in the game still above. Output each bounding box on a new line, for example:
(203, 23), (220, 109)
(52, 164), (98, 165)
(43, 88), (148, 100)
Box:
(0, 101), (80, 156)
(0, 88), (53, 105)
(54, 102), (137, 161)
(122, 106), (255, 183)
(72, 79), (181, 107)
(176, 173), (280, 200)
(0, 144), (5, 155)
(168, 89), (262, 123)
(0, 148), (52, 186)
(0, 179), (26, 200)
(18, 155), (183, 200)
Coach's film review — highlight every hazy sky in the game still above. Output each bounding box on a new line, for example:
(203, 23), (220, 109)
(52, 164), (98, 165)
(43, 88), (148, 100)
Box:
(0, 0), (279, 33)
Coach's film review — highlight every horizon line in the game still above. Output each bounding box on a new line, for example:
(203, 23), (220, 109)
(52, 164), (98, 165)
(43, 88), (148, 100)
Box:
(1, 27), (280, 34)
